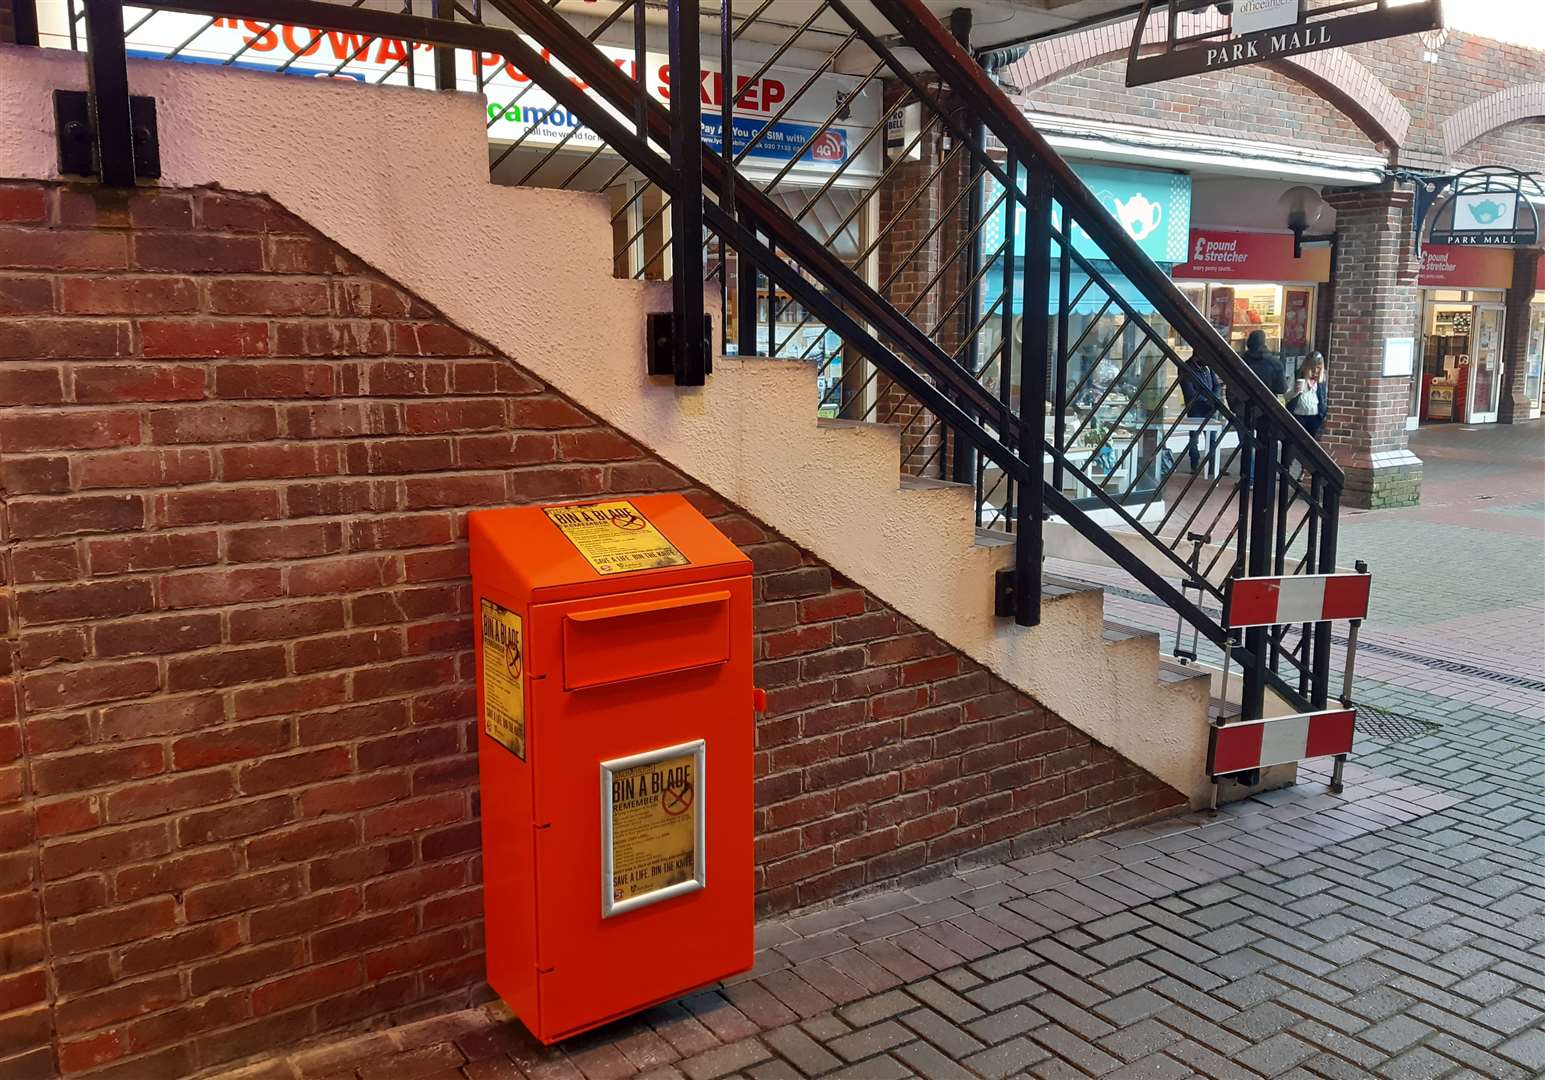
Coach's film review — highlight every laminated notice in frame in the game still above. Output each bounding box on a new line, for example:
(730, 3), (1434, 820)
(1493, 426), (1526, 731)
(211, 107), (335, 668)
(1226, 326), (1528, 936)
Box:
(600, 741), (706, 917)
(480, 598), (525, 759)
(544, 500), (689, 576)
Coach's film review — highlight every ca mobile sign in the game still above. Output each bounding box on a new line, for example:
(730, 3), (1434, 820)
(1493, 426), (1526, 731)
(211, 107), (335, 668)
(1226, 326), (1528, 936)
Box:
(37, 9), (881, 180)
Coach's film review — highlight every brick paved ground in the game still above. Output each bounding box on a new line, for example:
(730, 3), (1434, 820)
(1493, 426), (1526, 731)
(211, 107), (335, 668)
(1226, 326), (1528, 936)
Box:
(214, 423), (1545, 1080)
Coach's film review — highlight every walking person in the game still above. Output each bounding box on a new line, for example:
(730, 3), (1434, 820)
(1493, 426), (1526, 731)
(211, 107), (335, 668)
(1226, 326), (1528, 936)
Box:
(1177, 361), (1222, 473)
(1230, 329), (1288, 485)
(1240, 329), (1288, 399)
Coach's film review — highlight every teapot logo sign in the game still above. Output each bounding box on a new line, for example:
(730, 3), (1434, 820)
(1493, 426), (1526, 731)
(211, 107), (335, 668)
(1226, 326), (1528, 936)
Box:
(1114, 193), (1163, 241)
(1467, 199), (1506, 226)
(811, 130), (846, 162)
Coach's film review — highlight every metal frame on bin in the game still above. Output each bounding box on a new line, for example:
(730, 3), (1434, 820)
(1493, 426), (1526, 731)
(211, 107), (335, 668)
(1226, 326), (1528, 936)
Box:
(598, 739), (708, 919)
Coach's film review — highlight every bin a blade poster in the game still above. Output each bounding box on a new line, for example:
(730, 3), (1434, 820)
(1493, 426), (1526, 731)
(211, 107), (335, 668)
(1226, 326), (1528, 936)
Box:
(602, 743), (704, 916)
(480, 598), (525, 760)
(543, 500), (689, 576)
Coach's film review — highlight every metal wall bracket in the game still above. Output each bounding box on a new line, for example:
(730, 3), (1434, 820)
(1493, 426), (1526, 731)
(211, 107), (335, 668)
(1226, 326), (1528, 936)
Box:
(993, 569), (1016, 618)
(53, 90), (161, 182)
(646, 312), (714, 385)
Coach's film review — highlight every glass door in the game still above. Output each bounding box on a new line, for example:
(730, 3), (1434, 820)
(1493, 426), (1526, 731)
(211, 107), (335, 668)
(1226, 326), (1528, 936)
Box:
(1468, 305), (1505, 423)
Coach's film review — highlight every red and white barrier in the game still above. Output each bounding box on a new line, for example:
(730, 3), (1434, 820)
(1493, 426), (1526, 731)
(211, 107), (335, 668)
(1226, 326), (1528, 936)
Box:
(1224, 572), (1371, 629)
(1208, 708), (1356, 777)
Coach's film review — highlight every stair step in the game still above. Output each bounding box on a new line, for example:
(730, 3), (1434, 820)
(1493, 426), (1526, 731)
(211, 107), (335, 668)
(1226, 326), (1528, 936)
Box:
(816, 416), (898, 432)
(899, 474), (973, 492)
(1158, 663), (1209, 685)
(1102, 623), (1157, 644)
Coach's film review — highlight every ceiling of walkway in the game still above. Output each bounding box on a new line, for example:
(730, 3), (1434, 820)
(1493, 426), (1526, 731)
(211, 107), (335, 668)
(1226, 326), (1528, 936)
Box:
(553, 1), (1151, 57)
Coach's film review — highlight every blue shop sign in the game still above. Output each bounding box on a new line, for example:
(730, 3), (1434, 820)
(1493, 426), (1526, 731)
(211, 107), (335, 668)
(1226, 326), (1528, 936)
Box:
(982, 162), (1192, 266)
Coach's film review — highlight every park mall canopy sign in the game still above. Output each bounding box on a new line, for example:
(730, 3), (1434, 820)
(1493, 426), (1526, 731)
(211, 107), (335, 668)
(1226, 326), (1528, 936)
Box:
(1125, 0), (1445, 87)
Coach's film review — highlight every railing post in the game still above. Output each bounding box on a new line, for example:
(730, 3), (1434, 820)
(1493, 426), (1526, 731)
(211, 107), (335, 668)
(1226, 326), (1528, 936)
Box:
(431, 0), (457, 91)
(1052, 225), (1069, 497)
(1015, 171), (1052, 627)
(11, 0), (40, 46)
(737, 215), (758, 357)
(1242, 415), (1277, 722)
(992, 148), (1017, 524)
(667, 0), (708, 385)
(82, 0), (135, 188)
(1311, 483), (1339, 708)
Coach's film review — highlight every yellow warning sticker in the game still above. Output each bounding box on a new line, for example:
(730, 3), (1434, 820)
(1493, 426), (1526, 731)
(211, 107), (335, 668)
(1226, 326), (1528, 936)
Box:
(479, 598), (525, 760)
(543, 499), (689, 576)
(606, 748), (700, 911)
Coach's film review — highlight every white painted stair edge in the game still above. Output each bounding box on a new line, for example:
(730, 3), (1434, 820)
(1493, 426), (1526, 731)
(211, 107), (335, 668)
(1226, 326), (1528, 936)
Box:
(0, 51), (1214, 805)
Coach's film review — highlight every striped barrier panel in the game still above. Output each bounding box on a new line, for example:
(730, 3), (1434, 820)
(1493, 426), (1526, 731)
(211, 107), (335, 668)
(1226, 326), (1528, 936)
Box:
(1223, 572), (1371, 630)
(1208, 708), (1357, 778)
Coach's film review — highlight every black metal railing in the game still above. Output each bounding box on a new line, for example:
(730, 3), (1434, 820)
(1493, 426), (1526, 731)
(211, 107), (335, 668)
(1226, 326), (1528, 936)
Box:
(16, 0), (1345, 722)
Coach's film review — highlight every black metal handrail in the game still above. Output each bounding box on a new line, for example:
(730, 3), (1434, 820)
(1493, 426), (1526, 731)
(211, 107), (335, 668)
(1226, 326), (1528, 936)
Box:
(882, 0), (1342, 484)
(19, 0), (1344, 722)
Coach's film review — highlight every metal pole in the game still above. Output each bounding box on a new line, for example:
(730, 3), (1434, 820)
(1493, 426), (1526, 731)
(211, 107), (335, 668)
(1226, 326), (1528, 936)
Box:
(718, 0), (735, 361)
(993, 149), (1017, 524)
(1241, 417), (1277, 724)
(953, 119), (985, 486)
(83, 0), (135, 187)
(738, 215), (758, 357)
(431, 0), (456, 91)
(1016, 172), (1052, 628)
(1311, 485), (1340, 709)
(667, 0), (707, 385)
(1053, 229), (1069, 496)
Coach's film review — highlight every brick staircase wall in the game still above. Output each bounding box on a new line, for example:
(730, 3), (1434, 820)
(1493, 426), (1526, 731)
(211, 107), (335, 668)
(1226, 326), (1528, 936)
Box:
(0, 180), (1184, 1079)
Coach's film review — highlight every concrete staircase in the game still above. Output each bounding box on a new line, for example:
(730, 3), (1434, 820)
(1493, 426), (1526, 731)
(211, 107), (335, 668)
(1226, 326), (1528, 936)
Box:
(0, 46), (1218, 803)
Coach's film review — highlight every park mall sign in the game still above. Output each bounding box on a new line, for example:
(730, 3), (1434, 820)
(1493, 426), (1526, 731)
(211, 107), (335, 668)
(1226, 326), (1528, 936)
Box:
(1126, 0), (1444, 87)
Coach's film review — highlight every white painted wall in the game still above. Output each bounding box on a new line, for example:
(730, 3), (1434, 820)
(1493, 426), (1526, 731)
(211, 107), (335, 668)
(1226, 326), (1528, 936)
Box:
(0, 47), (1218, 804)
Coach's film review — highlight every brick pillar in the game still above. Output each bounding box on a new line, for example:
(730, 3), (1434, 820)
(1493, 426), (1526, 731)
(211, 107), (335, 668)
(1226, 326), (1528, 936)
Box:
(1323, 186), (1423, 509)
(0, 0), (16, 44)
(1498, 246), (1541, 424)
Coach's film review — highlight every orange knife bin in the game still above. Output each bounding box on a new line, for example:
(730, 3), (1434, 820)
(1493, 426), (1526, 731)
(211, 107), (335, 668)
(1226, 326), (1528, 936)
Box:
(470, 494), (755, 1044)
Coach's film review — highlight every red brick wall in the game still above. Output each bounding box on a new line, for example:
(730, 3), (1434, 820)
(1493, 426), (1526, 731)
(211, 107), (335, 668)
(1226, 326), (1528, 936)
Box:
(1456, 118), (1545, 173)
(1345, 32), (1545, 170)
(1026, 59), (1377, 154)
(0, 181), (1183, 1079)
(1021, 29), (1545, 171)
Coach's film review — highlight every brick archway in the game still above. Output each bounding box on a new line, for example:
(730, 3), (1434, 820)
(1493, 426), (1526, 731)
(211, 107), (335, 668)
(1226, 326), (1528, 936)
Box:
(1004, 14), (1411, 151)
(1443, 83), (1545, 157)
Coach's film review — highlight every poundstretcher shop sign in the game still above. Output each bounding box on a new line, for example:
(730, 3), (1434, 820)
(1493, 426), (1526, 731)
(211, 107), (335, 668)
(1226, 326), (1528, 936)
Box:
(36, 10), (882, 179)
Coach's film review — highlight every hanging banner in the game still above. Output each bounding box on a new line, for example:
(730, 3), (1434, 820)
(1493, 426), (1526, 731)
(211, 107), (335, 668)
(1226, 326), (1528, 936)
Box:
(1209, 287), (1236, 335)
(1426, 168), (1542, 247)
(35, 10), (882, 180)
(1126, 0), (1442, 87)
(1171, 230), (1330, 283)
(1284, 290), (1311, 350)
